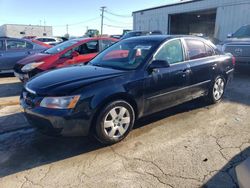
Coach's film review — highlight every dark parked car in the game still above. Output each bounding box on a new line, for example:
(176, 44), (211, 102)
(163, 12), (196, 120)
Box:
(21, 35), (235, 144)
(219, 25), (250, 68)
(0, 37), (50, 74)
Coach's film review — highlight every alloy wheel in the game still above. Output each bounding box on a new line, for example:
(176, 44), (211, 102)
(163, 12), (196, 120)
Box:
(103, 106), (131, 139)
(213, 78), (225, 101)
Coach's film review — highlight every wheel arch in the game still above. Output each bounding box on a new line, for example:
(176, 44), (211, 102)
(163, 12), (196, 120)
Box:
(89, 93), (139, 133)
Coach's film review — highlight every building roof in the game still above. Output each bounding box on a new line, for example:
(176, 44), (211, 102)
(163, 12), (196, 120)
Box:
(132, 0), (203, 14)
(0, 24), (52, 27)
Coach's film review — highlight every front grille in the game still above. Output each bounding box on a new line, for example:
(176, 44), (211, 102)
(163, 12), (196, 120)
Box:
(224, 44), (250, 57)
(22, 88), (40, 108)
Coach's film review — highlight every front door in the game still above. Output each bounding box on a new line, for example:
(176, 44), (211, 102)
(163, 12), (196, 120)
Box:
(69, 40), (99, 65)
(0, 39), (6, 71)
(143, 39), (192, 115)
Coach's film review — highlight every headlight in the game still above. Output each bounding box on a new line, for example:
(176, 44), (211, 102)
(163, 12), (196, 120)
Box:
(21, 62), (44, 73)
(40, 95), (80, 109)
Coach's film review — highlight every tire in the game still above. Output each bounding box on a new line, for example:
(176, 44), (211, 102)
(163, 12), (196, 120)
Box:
(94, 100), (135, 145)
(207, 76), (226, 104)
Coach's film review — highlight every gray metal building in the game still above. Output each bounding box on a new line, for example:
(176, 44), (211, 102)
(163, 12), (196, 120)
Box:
(0, 24), (53, 38)
(133, 0), (250, 41)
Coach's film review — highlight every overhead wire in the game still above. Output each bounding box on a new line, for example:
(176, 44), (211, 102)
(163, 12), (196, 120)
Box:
(104, 9), (132, 18)
(103, 16), (132, 26)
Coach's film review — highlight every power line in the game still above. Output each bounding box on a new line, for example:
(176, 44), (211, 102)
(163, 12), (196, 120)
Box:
(104, 24), (132, 29)
(105, 9), (132, 18)
(104, 16), (132, 25)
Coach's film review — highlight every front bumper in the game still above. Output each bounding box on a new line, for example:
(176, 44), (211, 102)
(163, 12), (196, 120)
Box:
(20, 97), (92, 137)
(14, 71), (29, 82)
(13, 64), (43, 82)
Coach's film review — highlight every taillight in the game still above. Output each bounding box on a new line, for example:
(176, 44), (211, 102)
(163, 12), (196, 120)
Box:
(232, 56), (236, 66)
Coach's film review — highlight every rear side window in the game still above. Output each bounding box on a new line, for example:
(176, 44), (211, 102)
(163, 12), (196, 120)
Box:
(47, 38), (56, 42)
(6, 40), (32, 50)
(36, 38), (44, 42)
(86, 41), (98, 53)
(154, 39), (184, 65)
(185, 39), (207, 60)
(0, 40), (4, 50)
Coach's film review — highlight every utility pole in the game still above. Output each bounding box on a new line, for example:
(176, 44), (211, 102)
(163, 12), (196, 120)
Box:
(43, 19), (46, 32)
(66, 24), (69, 35)
(43, 19), (46, 36)
(100, 6), (106, 35)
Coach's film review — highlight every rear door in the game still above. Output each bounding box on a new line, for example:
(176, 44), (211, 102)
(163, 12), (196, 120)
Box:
(183, 38), (217, 98)
(1, 39), (33, 70)
(143, 39), (192, 115)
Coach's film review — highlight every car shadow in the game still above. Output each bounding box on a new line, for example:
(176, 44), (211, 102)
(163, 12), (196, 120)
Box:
(0, 112), (30, 134)
(0, 82), (23, 98)
(203, 147), (250, 188)
(134, 97), (208, 130)
(0, 97), (209, 178)
(0, 73), (15, 78)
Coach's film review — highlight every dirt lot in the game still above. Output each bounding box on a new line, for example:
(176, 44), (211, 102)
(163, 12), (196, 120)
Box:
(0, 72), (249, 188)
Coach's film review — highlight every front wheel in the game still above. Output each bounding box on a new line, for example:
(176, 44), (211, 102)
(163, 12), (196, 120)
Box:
(207, 76), (226, 104)
(95, 100), (135, 145)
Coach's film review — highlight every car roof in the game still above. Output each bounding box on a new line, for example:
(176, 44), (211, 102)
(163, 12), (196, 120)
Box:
(70, 37), (118, 42)
(123, 35), (211, 43)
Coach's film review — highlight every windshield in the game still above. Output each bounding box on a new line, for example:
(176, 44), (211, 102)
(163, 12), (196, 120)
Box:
(90, 39), (159, 70)
(44, 40), (79, 54)
(233, 25), (250, 38)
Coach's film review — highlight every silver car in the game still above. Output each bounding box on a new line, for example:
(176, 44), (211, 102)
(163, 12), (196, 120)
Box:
(0, 37), (48, 74)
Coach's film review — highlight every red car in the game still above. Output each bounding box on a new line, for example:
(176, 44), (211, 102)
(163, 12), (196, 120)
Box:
(14, 37), (118, 82)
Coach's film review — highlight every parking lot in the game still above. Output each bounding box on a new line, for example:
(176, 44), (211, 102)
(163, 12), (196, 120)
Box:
(0, 71), (249, 188)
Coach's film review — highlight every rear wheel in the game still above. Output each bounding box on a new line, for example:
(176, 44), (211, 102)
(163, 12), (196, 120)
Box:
(95, 100), (135, 145)
(207, 76), (226, 104)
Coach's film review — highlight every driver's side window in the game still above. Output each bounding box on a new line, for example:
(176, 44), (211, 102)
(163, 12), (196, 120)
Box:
(154, 39), (184, 65)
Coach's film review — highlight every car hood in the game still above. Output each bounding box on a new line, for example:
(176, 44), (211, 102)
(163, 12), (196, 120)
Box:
(221, 38), (250, 45)
(17, 53), (52, 65)
(25, 65), (127, 96)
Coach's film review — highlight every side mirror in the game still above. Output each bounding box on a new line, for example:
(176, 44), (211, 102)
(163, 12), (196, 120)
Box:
(71, 51), (79, 58)
(148, 60), (170, 72)
(227, 33), (233, 38)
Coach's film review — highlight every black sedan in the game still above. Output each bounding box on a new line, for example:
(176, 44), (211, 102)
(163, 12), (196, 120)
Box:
(21, 35), (235, 144)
